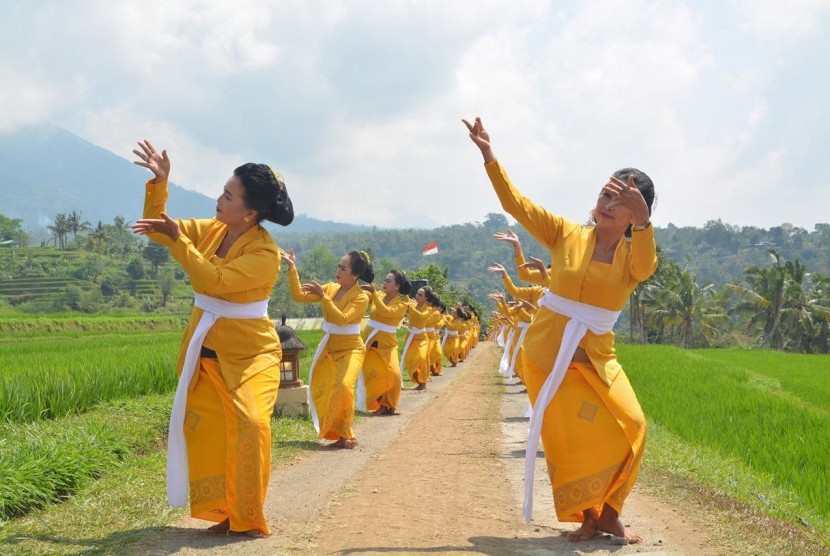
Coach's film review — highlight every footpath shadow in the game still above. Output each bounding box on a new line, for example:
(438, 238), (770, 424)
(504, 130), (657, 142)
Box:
(0, 525), (263, 555)
(330, 532), (629, 555)
(276, 439), (327, 451)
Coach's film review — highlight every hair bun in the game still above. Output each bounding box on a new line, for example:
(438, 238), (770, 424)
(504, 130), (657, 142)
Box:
(266, 168), (294, 226)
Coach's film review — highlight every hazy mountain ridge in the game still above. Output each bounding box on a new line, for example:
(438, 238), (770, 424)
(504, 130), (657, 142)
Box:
(0, 124), (370, 234)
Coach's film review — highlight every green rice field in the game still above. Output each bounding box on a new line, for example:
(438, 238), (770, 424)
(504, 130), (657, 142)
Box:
(619, 344), (830, 536)
(1, 320), (827, 551)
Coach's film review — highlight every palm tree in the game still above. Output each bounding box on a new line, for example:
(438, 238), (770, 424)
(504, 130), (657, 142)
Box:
(646, 263), (727, 348)
(47, 213), (69, 250)
(66, 210), (92, 242)
(723, 250), (787, 349)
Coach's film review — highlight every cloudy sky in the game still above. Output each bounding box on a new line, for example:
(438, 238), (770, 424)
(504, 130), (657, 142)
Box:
(2, 0), (829, 230)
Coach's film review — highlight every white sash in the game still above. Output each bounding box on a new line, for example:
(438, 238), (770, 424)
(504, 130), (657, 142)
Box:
(496, 325), (507, 347)
(399, 327), (426, 384)
(307, 320), (361, 433)
(522, 291), (620, 522)
(506, 321), (530, 378)
(356, 319), (398, 411)
(425, 327), (436, 333)
(167, 293), (268, 508)
(499, 327), (517, 375)
(441, 329), (459, 349)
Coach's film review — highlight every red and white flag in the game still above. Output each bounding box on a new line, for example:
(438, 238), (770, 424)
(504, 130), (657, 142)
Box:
(422, 241), (438, 256)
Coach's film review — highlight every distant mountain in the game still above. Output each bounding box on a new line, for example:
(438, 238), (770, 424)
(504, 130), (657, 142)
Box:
(0, 124), (369, 234)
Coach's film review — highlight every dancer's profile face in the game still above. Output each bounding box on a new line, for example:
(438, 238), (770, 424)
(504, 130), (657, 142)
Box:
(215, 176), (254, 226)
(383, 273), (398, 295)
(336, 254), (357, 286)
(415, 289), (426, 303)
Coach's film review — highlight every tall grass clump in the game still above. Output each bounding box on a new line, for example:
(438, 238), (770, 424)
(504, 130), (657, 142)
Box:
(0, 333), (180, 422)
(0, 394), (171, 520)
(619, 344), (830, 523)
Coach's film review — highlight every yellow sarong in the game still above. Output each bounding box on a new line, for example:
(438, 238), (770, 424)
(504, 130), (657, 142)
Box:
(362, 331), (402, 412)
(312, 334), (365, 440)
(185, 357), (279, 536)
(404, 332), (430, 384)
(523, 357), (645, 522)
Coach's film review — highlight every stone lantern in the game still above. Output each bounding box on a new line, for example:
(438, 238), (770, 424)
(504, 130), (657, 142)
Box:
(274, 316), (309, 417)
(276, 315), (306, 388)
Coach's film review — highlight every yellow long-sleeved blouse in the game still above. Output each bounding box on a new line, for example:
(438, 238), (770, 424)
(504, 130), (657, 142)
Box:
(501, 272), (545, 306)
(406, 302), (431, 329)
(366, 291), (409, 330)
(143, 179), (281, 391)
(485, 160), (657, 385)
(287, 268), (369, 328)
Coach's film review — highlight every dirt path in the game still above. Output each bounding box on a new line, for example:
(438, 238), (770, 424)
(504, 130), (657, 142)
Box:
(139, 342), (719, 555)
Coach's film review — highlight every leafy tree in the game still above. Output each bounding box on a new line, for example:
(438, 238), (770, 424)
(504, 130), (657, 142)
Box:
(158, 268), (175, 307)
(0, 214), (29, 247)
(410, 264), (450, 299)
(63, 284), (83, 311)
(143, 241), (169, 276)
(300, 246), (338, 282)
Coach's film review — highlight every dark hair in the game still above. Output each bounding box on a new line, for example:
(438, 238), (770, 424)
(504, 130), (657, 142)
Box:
(348, 250), (375, 282)
(612, 168), (655, 238)
(423, 286), (440, 307)
(389, 269), (412, 296)
(234, 163), (294, 226)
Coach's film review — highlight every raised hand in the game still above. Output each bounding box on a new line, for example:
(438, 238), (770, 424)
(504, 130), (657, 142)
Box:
(487, 263), (508, 277)
(518, 256), (549, 282)
(493, 229), (520, 247)
(301, 281), (324, 297)
(133, 140), (170, 183)
(516, 298), (536, 311)
(603, 175), (650, 227)
(279, 248), (296, 269)
(360, 283), (377, 293)
(461, 117), (495, 163)
(131, 212), (181, 241)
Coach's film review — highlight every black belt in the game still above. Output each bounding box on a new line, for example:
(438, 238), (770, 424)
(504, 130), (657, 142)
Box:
(200, 346), (218, 359)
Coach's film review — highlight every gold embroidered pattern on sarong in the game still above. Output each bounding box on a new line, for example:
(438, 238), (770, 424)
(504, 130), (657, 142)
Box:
(184, 410), (201, 431)
(576, 401), (599, 422)
(608, 445), (644, 509)
(236, 413), (261, 522)
(554, 462), (621, 512)
(190, 474), (225, 506)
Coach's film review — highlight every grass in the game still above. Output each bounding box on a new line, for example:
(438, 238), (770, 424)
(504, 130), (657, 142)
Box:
(0, 323), (436, 554)
(618, 343), (830, 547)
(0, 333), (181, 422)
(0, 394), (319, 555)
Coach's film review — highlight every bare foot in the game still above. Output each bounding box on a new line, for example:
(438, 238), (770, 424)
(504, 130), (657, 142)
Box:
(343, 438), (358, 449)
(244, 529), (269, 538)
(597, 505), (642, 544)
(567, 520), (598, 541)
(567, 509), (599, 542)
(414, 383), (426, 391)
(207, 519), (230, 534)
(327, 437), (358, 449)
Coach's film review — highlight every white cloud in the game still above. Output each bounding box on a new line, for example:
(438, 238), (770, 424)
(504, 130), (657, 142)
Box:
(736, 0), (830, 41)
(0, 57), (65, 132)
(1, 0), (828, 230)
(80, 105), (244, 198)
